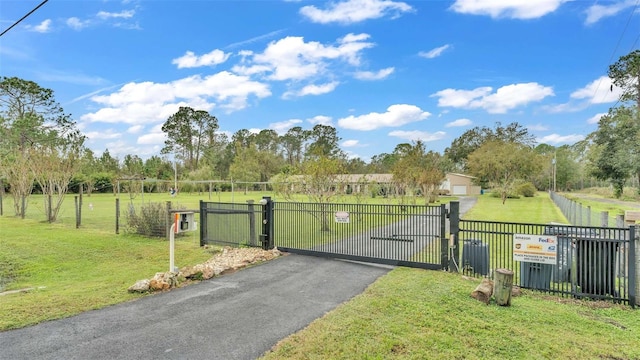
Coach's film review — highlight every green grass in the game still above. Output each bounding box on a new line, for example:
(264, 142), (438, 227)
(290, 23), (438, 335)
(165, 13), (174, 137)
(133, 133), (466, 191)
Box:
(262, 268), (640, 360)
(465, 192), (568, 223)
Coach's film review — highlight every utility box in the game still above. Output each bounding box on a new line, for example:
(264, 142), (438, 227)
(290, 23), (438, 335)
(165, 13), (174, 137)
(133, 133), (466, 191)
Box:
(175, 212), (196, 233)
(462, 239), (489, 276)
(520, 262), (552, 290)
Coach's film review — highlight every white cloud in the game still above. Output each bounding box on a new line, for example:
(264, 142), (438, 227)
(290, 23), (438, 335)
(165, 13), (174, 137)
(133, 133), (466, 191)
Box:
(388, 130), (446, 142)
(284, 81), (339, 98)
(338, 104), (430, 131)
(235, 34), (374, 81)
(97, 10), (135, 19)
(445, 118), (472, 127)
(26, 19), (52, 33)
(269, 119), (303, 134)
(172, 49), (231, 69)
(537, 134), (585, 145)
(137, 132), (166, 145)
(84, 129), (122, 140)
(342, 139), (361, 147)
(308, 115), (333, 125)
(419, 44), (451, 59)
(431, 83), (554, 114)
(128, 125), (144, 133)
(82, 72), (271, 124)
(353, 67), (394, 80)
(300, 0), (413, 24)
(570, 76), (623, 104)
(527, 124), (548, 131)
(585, 0), (637, 25)
(587, 112), (607, 124)
(66, 17), (91, 30)
(450, 0), (569, 19)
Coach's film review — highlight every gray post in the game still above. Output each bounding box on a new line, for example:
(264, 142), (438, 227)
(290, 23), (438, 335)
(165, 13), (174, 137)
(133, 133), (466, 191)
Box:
(601, 211), (609, 228)
(449, 201), (460, 272)
(587, 206), (591, 227)
(616, 215), (624, 228)
(261, 196), (274, 250)
(439, 203), (448, 270)
(75, 196), (80, 229)
(166, 201), (172, 242)
(78, 185), (83, 227)
(0, 194), (3, 216)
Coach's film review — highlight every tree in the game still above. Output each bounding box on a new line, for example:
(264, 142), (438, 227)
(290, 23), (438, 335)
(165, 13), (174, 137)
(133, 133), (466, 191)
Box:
(0, 77), (82, 218)
(588, 106), (640, 197)
(229, 144), (262, 193)
(391, 141), (445, 204)
(305, 124), (343, 159)
(161, 107), (219, 172)
(445, 122), (535, 170)
(280, 126), (308, 166)
(467, 141), (541, 204)
(608, 49), (640, 107)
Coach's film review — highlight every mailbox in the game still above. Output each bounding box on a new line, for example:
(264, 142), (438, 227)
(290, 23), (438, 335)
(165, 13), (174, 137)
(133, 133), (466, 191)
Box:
(174, 212), (196, 233)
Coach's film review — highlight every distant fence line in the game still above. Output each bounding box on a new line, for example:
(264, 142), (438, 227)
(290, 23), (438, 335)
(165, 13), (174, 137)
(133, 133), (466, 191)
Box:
(550, 191), (624, 228)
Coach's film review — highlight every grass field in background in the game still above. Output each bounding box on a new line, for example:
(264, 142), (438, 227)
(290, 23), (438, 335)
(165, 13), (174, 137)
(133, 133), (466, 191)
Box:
(464, 192), (568, 223)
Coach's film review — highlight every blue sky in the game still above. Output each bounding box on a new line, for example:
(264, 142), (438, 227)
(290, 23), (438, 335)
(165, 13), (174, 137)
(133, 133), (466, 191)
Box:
(1, 0), (639, 161)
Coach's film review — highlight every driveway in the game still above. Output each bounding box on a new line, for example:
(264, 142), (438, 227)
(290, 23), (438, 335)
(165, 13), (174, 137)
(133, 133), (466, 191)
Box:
(0, 256), (391, 360)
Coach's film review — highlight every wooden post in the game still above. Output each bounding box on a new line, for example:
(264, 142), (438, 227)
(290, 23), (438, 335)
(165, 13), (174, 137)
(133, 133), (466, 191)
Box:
(75, 196), (80, 229)
(0, 194), (3, 216)
(115, 198), (120, 234)
(471, 278), (493, 305)
(78, 185), (83, 227)
(494, 268), (514, 306)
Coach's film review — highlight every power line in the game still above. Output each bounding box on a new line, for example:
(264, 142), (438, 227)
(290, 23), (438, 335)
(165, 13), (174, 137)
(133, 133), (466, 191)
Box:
(0, 0), (49, 37)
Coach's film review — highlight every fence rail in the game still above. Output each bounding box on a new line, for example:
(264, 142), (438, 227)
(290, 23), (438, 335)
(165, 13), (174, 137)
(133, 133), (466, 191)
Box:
(550, 191), (622, 227)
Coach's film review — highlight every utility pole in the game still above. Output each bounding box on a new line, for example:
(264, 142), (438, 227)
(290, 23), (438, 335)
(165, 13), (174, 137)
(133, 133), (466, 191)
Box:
(552, 154), (557, 192)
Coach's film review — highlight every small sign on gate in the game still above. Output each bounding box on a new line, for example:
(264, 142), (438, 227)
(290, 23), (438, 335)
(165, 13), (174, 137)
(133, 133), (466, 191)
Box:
(334, 211), (350, 223)
(513, 234), (557, 265)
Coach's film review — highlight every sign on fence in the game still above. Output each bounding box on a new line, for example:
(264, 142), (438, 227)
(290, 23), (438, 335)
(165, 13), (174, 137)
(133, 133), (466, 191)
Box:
(513, 234), (558, 265)
(334, 211), (350, 223)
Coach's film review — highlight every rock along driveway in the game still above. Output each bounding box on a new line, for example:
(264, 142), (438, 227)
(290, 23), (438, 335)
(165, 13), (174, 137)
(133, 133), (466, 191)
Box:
(0, 255), (391, 360)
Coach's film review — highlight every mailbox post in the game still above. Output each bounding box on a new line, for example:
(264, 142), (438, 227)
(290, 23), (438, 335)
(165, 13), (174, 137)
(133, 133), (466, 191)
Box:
(170, 211), (196, 272)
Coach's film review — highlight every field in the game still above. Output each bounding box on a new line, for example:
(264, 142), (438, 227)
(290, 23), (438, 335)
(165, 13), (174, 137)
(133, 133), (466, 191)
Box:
(2, 191), (639, 359)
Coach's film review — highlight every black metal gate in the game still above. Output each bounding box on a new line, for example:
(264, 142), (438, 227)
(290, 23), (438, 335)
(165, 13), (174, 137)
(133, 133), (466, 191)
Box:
(272, 200), (448, 270)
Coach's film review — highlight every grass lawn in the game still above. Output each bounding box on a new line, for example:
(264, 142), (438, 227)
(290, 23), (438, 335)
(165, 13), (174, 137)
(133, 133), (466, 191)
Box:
(464, 192), (568, 223)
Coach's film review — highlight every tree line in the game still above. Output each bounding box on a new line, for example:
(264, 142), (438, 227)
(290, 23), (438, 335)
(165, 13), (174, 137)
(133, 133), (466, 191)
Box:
(1, 50), (638, 220)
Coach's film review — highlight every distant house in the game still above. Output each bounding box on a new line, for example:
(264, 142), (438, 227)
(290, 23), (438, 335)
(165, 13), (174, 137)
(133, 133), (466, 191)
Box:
(282, 173), (480, 196)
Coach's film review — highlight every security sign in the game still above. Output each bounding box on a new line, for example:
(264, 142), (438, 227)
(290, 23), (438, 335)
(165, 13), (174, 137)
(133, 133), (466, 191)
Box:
(513, 233), (557, 265)
(334, 211), (350, 223)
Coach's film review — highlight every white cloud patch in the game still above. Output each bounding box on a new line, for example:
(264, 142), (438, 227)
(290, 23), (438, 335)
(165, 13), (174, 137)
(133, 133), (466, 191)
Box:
(269, 119), (303, 134)
(97, 10), (135, 19)
(527, 124), (548, 131)
(84, 129), (122, 140)
(450, 0), (569, 19)
(338, 104), (430, 131)
(537, 134), (585, 145)
(137, 132), (166, 145)
(354, 67), (394, 80)
(300, 0), (413, 24)
(172, 49), (231, 69)
(127, 125), (144, 134)
(342, 139), (361, 147)
(587, 112), (607, 124)
(82, 72), (271, 124)
(431, 83), (554, 114)
(585, 0), (637, 25)
(26, 19), (52, 33)
(570, 76), (623, 104)
(388, 130), (446, 142)
(66, 17), (91, 30)
(308, 115), (333, 125)
(234, 33), (374, 81)
(445, 118), (472, 127)
(284, 81), (339, 98)
(419, 44), (451, 59)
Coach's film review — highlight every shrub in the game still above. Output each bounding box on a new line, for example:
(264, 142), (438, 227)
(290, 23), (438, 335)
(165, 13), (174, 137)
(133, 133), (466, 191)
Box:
(126, 202), (167, 237)
(516, 182), (537, 197)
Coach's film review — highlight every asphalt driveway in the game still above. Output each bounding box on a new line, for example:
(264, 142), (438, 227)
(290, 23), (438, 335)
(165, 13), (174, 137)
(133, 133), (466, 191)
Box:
(0, 255), (391, 360)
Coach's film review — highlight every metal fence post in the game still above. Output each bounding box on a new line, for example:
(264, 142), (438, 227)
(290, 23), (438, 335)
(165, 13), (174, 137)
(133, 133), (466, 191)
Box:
(632, 225), (638, 307)
(261, 196), (275, 250)
(440, 203), (448, 270)
(247, 200), (257, 247)
(449, 201), (460, 272)
(199, 200), (206, 247)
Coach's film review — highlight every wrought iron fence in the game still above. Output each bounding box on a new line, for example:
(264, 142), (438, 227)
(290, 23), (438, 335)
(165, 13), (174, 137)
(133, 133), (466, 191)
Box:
(458, 219), (636, 305)
(199, 201), (263, 247)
